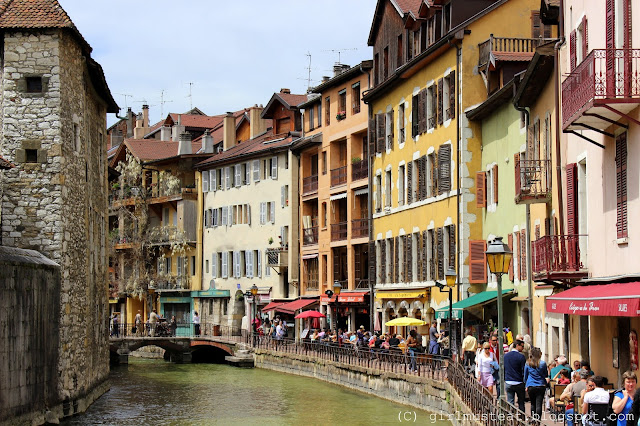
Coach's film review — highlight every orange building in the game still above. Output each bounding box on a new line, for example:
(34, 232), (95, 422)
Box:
(294, 61), (373, 331)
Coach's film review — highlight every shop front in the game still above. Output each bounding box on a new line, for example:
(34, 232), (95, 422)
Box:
(320, 290), (370, 332)
(273, 297), (320, 339)
(374, 288), (430, 336)
(193, 289), (231, 334)
(546, 281), (640, 387)
(158, 295), (193, 336)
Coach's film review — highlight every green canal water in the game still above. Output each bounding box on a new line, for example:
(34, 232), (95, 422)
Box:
(62, 358), (451, 425)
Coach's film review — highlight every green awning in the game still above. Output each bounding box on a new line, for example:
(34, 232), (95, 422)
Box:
(435, 290), (513, 320)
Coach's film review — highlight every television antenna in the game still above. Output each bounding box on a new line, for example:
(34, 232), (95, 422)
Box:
(321, 47), (359, 64)
(159, 89), (173, 118)
(185, 82), (194, 110)
(115, 93), (133, 110)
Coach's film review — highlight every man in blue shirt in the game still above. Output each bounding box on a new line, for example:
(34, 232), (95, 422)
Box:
(504, 339), (526, 412)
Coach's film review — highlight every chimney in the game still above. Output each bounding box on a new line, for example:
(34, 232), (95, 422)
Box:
(134, 113), (146, 139)
(178, 132), (192, 155)
(333, 63), (350, 77)
(160, 125), (171, 141)
(322, 76), (330, 83)
(171, 114), (185, 141)
(110, 129), (123, 149)
(249, 105), (266, 139)
(280, 88), (291, 94)
(142, 104), (149, 128)
(201, 129), (213, 153)
(223, 112), (236, 151)
(126, 107), (134, 138)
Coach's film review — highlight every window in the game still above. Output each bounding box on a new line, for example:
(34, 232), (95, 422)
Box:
(383, 46), (389, 80)
(338, 89), (346, 117)
(322, 202), (327, 227)
(26, 76), (43, 93)
(398, 164), (405, 206)
(252, 160), (260, 182)
(281, 185), (289, 208)
(322, 151), (327, 175)
(531, 11), (552, 39)
(205, 259), (209, 274)
(486, 165), (498, 209)
(397, 34), (403, 67)
(270, 156), (278, 179)
(374, 53), (379, 86)
(445, 72), (455, 121)
(25, 149), (38, 163)
(427, 85), (436, 130)
(427, 153), (437, 197)
(443, 3), (451, 33)
(244, 163), (251, 185)
(408, 31), (414, 61)
(352, 82), (361, 114)
(385, 170), (392, 208)
(615, 132), (628, 238)
(325, 96), (331, 126)
(385, 110), (394, 151)
(309, 107), (315, 131)
(375, 175), (382, 212)
(398, 103), (405, 144)
(191, 256), (196, 276)
(317, 103), (322, 128)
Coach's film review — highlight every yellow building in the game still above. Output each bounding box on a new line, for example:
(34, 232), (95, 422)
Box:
(294, 61), (373, 331)
(364, 0), (542, 339)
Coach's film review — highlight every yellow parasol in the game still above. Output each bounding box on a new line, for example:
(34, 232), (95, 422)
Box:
(384, 317), (426, 327)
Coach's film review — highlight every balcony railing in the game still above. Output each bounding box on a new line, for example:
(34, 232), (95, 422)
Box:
(351, 159), (368, 181)
(531, 235), (588, 281)
(514, 158), (551, 204)
(330, 166), (347, 187)
(302, 174), (318, 194)
(478, 35), (543, 69)
(562, 49), (640, 130)
(331, 222), (347, 241)
(355, 279), (370, 290)
(302, 226), (319, 246)
(351, 218), (368, 238)
(266, 247), (288, 268)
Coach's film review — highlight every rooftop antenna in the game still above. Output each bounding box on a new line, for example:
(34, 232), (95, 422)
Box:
(159, 89), (173, 118)
(115, 93), (133, 110)
(321, 47), (359, 64)
(185, 82), (194, 110)
(305, 52), (312, 92)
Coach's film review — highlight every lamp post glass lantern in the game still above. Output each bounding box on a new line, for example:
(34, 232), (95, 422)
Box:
(485, 237), (512, 400)
(444, 269), (456, 358)
(333, 281), (341, 332)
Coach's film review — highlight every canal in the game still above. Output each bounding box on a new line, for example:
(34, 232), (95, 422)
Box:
(62, 358), (451, 425)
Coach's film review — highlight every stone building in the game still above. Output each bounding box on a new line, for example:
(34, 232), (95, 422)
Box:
(0, 0), (118, 423)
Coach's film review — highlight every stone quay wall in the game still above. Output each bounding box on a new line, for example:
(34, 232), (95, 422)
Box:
(0, 29), (110, 423)
(255, 349), (479, 426)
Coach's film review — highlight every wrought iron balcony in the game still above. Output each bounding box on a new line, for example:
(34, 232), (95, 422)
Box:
(351, 159), (368, 182)
(266, 247), (288, 269)
(514, 158), (551, 204)
(302, 174), (318, 195)
(351, 218), (369, 239)
(302, 226), (318, 246)
(531, 234), (588, 282)
(562, 49), (640, 131)
(330, 166), (347, 187)
(355, 279), (370, 290)
(331, 222), (347, 241)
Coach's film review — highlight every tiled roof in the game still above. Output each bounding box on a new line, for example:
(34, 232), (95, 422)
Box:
(394, 0), (423, 14)
(122, 139), (202, 162)
(278, 93), (308, 108)
(147, 109), (248, 135)
(196, 130), (294, 169)
(492, 52), (535, 62)
(0, 154), (15, 169)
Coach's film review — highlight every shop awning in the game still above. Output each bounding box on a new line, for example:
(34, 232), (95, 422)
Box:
(192, 289), (230, 298)
(375, 288), (428, 300)
(330, 192), (347, 201)
(276, 298), (319, 314)
(321, 291), (369, 303)
(354, 188), (368, 196)
(261, 301), (284, 313)
(546, 282), (640, 317)
(302, 253), (318, 260)
(435, 289), (513, 320)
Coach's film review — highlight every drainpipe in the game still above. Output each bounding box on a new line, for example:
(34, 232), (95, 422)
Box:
(366, 69), (375, 334)
(455, 42), (462, 356)
(554, 0), (566, 236)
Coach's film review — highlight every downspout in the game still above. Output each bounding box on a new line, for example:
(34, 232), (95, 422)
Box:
(554, 0), (566, 235)
(455, 42), (462, 355)
(366, 68), (375, 334)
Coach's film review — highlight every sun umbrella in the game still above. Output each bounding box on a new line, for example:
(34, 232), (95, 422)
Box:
(385, 317), (426, 327)
(295, 310), (326, 319)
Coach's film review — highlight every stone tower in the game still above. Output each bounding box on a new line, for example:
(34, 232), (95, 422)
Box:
(0, 0), (118, 419)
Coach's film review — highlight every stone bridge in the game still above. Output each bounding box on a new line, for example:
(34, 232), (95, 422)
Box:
(109, 336), (250, 364)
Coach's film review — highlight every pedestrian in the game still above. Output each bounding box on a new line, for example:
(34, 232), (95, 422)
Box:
(111, 313), (119, 337)
(504, 339), (526, 412)
(477, 342), (497, 395)
(135, 310), (143, 337)
(439, 331), (450, 357)
(612, 371), (638, 426)
(524, 347), (548, 421)
(462, 329), (477, 373)
(428, 321), (440, 355)
(407, 329), (419, 372)
(581, 376), (609, 418)
(169, 315), (177, 337)
(562, 369), (590, 426)
(192, 311), (201, 336)
(149, 310), (158, 337)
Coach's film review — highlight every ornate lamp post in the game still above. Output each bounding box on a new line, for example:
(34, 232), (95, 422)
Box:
(485, 237), (513, 401)
(436, 269), (457, 358)
(250, 284), (259, 346)
(324, 281), (342, 332)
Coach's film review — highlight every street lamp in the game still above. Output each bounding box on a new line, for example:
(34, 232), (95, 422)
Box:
(485, 236), (512, 401)
(435, 269), (457, 358)
(333, 280), (342, 331)
(250, 284), (259, 346)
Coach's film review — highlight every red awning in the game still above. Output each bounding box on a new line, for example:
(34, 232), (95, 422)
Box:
(261, 302), (284, 313)
(546, 282), (640, 317)
(276, 298), (319, 314)
(320, 291), (369, 303)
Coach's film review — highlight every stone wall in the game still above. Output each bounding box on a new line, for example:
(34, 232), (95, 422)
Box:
(0, 247), (60, 425)
(0, 29), (109, 422)
(255, 349), (479, 425)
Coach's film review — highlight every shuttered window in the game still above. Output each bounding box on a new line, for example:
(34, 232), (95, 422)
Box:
(210, 169), (217, 192)
(448, 224), (456, 271)
(412, 94), (419, 138)
(211, 253), (218, 278)
(202, 170), (209, 193)
(436, 227), (444, 280)
(271, 156), (278, 179)
(376, 113), (385, 153)
(448, 71), (456, 120)
(253, 160), (260, 182)
(566, 163), (578, 236)
(531, 11), (552, 39)
(386, 110), (394, 151)
(438, 144), (451, 194)
(369, 117), (377, 154)
(469, 240), (487, 283)
(616, 133), (628, 238)
(437, 78), (443, 126)
(520, 230), (526, 281)
(476, 171), (486, 208)
(507, 234), (514, 282)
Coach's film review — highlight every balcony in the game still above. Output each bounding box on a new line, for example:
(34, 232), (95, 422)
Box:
(266, 247), (288, 269)
(330, 166), (347, 187)
(355, 279), (370, 290)
(302, 226), (318, 246)
(302, 174), (318, 195)
(531, 235), (588, 282)
(110, 185), (196, 209)
(153, 276), (190, 291)
(514, 159), (551, 204)
(331, 222), (347, 241)
(478, 36), (542, 70)
(351, 218), (368, 239)
(563, 49), (640, 131)
(351, 159), (368, 182)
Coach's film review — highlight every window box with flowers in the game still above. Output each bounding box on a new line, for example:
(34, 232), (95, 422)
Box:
(336, 111), (346, 121)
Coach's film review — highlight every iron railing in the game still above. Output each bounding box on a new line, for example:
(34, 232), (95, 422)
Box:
(355, 279), (370, 290)
(266, 247), (288, 267)
(302, 174), (318, 194)
(351, 159), (368, 181)
(514, 158), (551, 203)
(562, 49), (640, 128)
(330, 166), (347, 187)
(531, 234), (586, 276)
(331, 222), (347, 241)
(302, 226), (318, 245)
(351, 218), (368, 238)
(108, 322), (245, 341)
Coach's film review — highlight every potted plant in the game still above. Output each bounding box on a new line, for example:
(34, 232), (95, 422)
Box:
(336, 111), (346, 120)
(268, 237), (274, 245)
(351, 156), (362, 164)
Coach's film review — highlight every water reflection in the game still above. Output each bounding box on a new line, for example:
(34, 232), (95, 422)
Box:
(63, 359), (451, 425)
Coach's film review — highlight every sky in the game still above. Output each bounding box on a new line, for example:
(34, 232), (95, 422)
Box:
(58, 0), (378, 127)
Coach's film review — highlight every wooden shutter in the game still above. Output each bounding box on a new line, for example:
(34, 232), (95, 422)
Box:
(616, 133), (628, 238)
(431, 154), (438, 195)
(253, 160), (260, 181)
(514, 153), (521, 198)
(493, 164), (499, 205)
(234, 164), (241, 187)
(429, 230), (436, 280)
(418, 89), (427, 134)
(476, 171), (486, 208)
(437, 78), (443, 126)
(394, 237), (400, 283)
(369, 117), (377, 155)
(421, 231), (428, 281)
(570, 30), (577, 71)
(202, 170), (209, 192)
(281, 186), (286, 208)
(368, 240), (376, 285)
(419, 156), (427, 200)
(507, 234), (514, 282)
(380, 240), (387, 283)
(448, 224), (456, 271)
(606, 0), (615, 95)
(222, 252), (228, 278)
(257, 250), (262, 278)
(388, 109), (394, 149)
(566, 163), (578, 235)
(210, 170), (217, 192)
(245, 163), (251, 185)
(449, 71), (456, 120)
(520, 230), (526, 281)
(270, 202), (275, 224)
(412, 94), (419, 138)
(469, 240), (487, 284)
(436, 227), (444, 280)
(271, 156), (278, 179)
(406, 236), (412, 282)
(623, 0), (632, 95)
(407, 161), (413, 204)
(376, 113), (385, 153)
(437, 145), (451, 194)
(582, 17), (588, 60)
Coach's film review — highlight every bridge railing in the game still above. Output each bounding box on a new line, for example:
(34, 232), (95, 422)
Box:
(109, 321), (248, 343)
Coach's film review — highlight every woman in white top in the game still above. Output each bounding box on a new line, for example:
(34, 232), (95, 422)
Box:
(477, 342), (497, 394)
